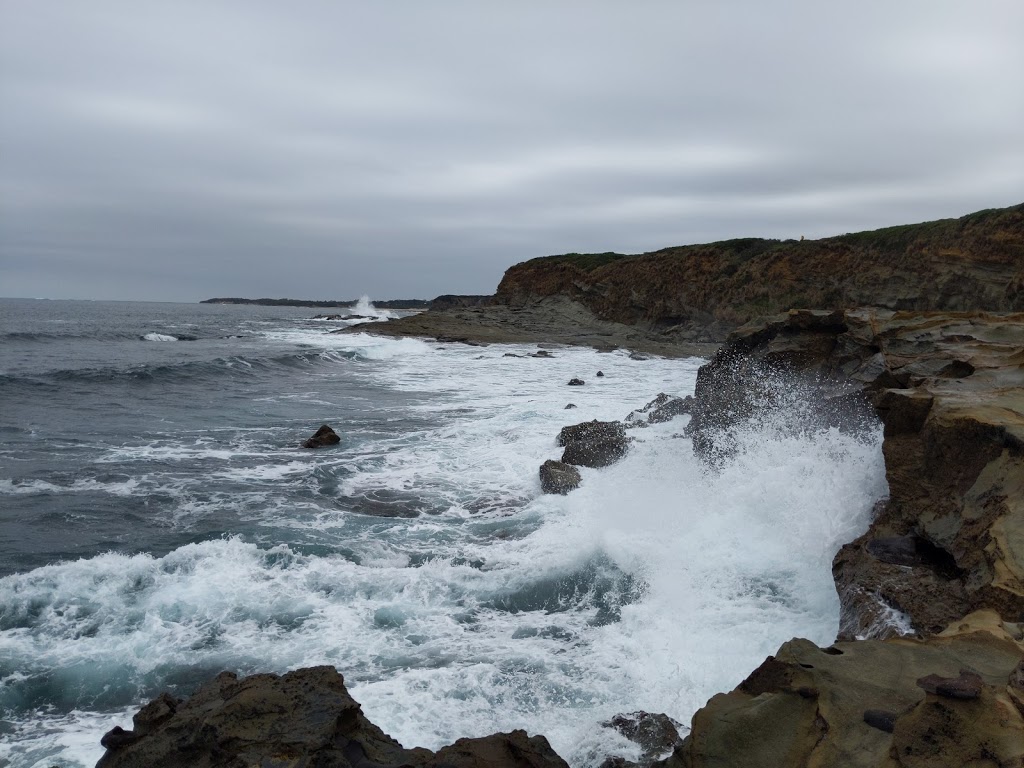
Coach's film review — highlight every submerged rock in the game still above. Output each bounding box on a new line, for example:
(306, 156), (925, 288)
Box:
(96, 666), (569, 768)
(302, 424), (341, 448)
(538, 459), (581, 494)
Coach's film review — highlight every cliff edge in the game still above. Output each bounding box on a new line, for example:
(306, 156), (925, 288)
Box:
(495, 204), (1024, 342)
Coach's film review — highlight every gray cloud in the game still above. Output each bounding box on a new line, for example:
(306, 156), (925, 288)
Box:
(2, 1), (1022, 301)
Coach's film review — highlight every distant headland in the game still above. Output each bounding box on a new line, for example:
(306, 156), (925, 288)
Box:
(200, 297), (431, 309)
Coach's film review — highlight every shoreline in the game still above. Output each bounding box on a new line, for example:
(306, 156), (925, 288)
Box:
(340, 297), (722, 359)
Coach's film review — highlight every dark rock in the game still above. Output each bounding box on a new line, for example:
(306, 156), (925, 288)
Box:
(562, 437), (629, 468)
(557, 420), (626, 448)
(862, 709), (897, 733)
(596, 370), (605, 377)
(568, 378), (585, 386)
(539, 460), (582, 494)
(95, 666), (569, 768)
(557, 420), (630, 468)
(625, 394), (693, 428)
(531, 350), (555, 358)
(564, 403), (577, 409)
(603, 711), (684, 763)
(302, 424), (341, 448)
(429, 730), (569, 768)
(916, 669), (984, 700)
(504, 353), (524, 358)
(100, 726), (139, 750)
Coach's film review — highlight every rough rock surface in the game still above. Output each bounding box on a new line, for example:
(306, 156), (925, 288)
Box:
(538, 459), (582, 494)
(625, 394), (693, 428)
(556, 420), (631, 468)
(95, 666), (569, 768)
(687, 308), (1024, 640)
(496, 203), (1024, 342)
(601, 711), (685, 767)
(657, 611), (1024, 768)
(302, 424), (341, 448)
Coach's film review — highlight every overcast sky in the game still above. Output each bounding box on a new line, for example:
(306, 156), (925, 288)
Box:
(2, 2), (1022, 302)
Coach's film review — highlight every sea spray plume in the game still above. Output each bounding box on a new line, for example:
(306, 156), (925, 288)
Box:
(687, 356), (877, 468)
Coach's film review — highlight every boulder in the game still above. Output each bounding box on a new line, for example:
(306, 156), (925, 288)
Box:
(539, 460), (582, 494)
(601, 711), (684, 767)
(96, 666), (569, 768)
(597, 370), (605, 377)
(303, 424), (341, 448)
(557, 420), (630, 468)
(568, 378), (585, 386)
(564, 403), (577, 409)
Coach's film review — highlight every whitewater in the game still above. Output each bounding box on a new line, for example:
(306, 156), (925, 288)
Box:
(0, 298), (888, 767)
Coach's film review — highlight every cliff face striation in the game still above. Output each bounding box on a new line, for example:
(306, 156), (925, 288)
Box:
(495, 204), (1024, 342)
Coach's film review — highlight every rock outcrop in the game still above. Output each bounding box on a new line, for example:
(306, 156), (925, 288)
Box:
(95, 666), (569, 768)
(687, 308), (1024, 640)
(657, 611), (1024, 768)
(669, 307), (1024, 767)
(625, 393), (693, 428)
(539, 459), (582, 494)
(303, 424), (341, 448)
(557, 420), (631, 468)
(495, 204), (1024, 342)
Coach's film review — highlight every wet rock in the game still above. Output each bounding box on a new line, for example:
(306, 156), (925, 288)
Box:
(531, 350), (555, 358)
(564, 403), (577, 409)
(625, 394), (693, 428)
(602, 711), (684, 765)
(687, 308), (1024, 639)
(557, 420), (626, 448)
(539, 460), (582, 495)
(302, 424), (340, 448)
(95, 666), (569, 768)
(568, 378), (585, 386)
(596, 370), (605, 377)
(557, 420), (630, 468)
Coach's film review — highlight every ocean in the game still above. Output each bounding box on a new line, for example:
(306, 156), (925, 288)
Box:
(0, 298), (888, 767)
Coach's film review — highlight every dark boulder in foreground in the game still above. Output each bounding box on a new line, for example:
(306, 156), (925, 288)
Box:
(96, 666), (569, 768)
(303, 424), (341, 448)
(568, 377), (585, 386)
(557, 420), (630, 468)
(539, 459), (582, 494)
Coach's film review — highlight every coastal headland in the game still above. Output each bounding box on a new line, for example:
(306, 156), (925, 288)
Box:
(97, 203), (1024, 767)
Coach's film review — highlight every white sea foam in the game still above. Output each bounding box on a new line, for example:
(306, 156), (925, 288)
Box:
(0, 334), (888, 767)
(141, 332), (178, 342)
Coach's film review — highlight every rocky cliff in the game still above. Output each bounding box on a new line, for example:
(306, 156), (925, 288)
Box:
(495, 204), (1024, 342)
(671, 308), (1024, 766)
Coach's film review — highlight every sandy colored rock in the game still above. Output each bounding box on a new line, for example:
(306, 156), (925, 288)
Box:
(659, 615), (1024, 768)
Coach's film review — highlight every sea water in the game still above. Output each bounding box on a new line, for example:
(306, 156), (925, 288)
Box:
(0, 298), (888, 768)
